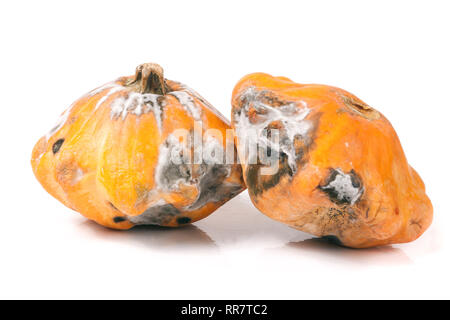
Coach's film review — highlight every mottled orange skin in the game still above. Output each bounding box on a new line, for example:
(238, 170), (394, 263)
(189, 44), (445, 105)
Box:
(32, 71), (245, 229)
(231, 73), (432, 248)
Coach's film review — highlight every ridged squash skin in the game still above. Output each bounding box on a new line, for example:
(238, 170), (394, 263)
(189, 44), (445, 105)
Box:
(231, 72), (432, 248)
(31, 63), (245, 229)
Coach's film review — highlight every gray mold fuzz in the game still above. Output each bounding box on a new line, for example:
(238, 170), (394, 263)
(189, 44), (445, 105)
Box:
(155, 133), (242, 208)
(155, 134), (194, 192)
(187, 164), (243, 210)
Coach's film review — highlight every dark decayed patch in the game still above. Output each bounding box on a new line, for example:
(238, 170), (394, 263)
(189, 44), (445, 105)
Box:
(159, 161), (192, 189)
(52, 138), (65, 154)
(113, 216), (127, 223)
(177, 217), (192, 224)
(246, 151), (294, 198)
(321, 235), (343, 246)
(350, 171), (362, 188)
(188, 164), (243, 210)
(129, 203), (181, 226)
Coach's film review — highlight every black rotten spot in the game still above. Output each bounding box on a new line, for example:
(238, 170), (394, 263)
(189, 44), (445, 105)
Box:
(321, 235), (343, 246)
(177, 217), (192, 224)
(113, 216), (127, 223)
(52, 138), (65, 154)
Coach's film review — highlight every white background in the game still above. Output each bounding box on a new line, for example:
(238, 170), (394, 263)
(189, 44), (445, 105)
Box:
(1, 0), (449, 299)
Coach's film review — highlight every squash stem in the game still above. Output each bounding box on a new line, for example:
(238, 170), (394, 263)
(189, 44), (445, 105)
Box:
(127, 63), (167, 95)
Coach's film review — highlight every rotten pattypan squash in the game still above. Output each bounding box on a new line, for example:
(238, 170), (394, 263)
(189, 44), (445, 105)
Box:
(32, 63), (245, 229)
(231, 72), (432, 248)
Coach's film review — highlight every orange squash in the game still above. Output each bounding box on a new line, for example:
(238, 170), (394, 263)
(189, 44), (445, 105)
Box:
(231, 72), (432, 248)
(31, 63), (245, 229)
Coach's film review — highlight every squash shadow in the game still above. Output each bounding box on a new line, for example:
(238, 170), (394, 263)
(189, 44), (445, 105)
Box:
(197, 193), (414, 266)
(75, 190), (436, 264)
(280, 237), (413, 265)
(195, 192), (310, 246)
(78, 220), (217, 252)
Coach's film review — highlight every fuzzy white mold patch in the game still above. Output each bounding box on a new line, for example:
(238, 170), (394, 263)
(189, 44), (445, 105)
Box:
(154, 134), (193, 192)
(178, 84), (230, 124)
(202, 134), (227, 165)
(94, 86), (125, 111)
(109, 92), (164, 130)
(45, 82), (124, 141)
(168, 90), (202, 121)
(234, 87), (311, 173)
(320, 168), (364, 205)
